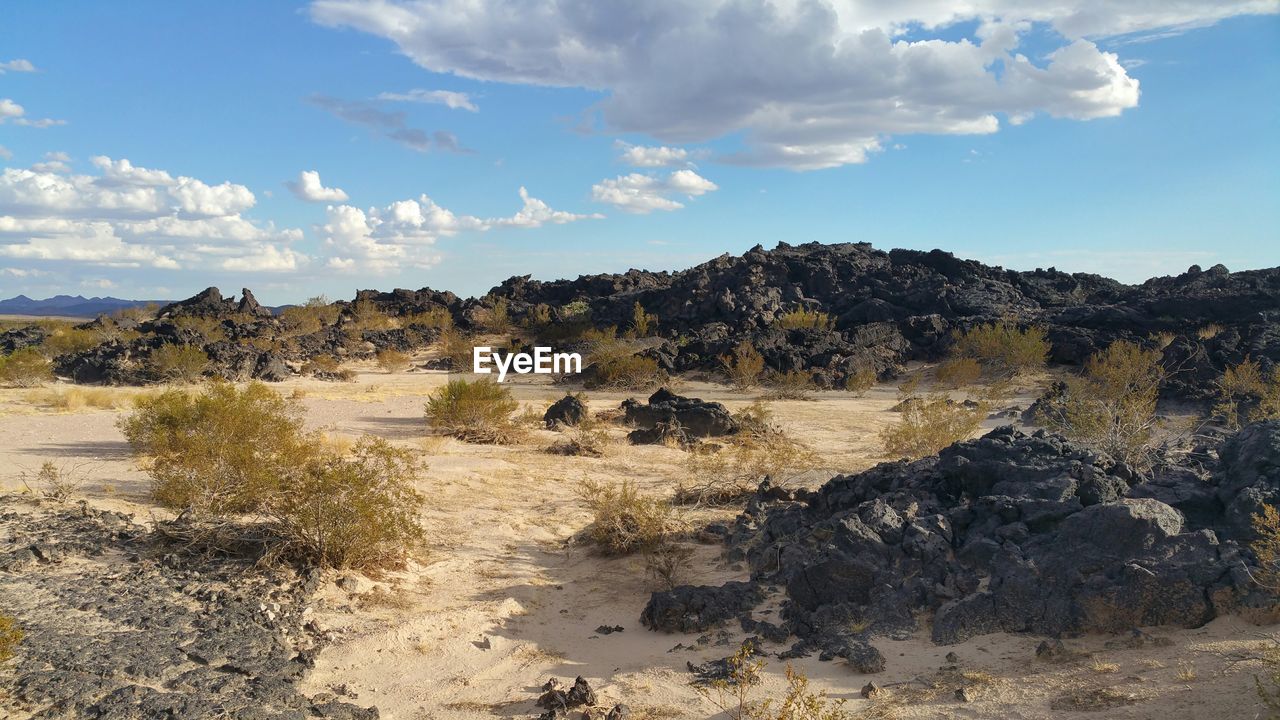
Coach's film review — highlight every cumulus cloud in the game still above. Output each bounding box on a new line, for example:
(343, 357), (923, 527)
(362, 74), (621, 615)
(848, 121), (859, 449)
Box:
(308, 94), (469, 152)
(591, 169), (718, 213)
(0, 59), (36, 74)
(0, 97), (66, 129)
(0, 157), (303, 272)
(321, 187), (597, 270)
(309, 0), (1274, 170)
(616, 141), (694, 168)
(378, 89), (478, 112)
(30, 151), (70, 174)
(286, 170), (350, 202)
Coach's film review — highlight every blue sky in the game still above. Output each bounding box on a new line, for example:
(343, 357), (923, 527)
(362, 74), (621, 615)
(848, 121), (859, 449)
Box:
(0, 1), (1277, 304)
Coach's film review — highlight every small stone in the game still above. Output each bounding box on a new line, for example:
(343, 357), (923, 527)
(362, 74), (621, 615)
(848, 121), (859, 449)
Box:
(860, 682), (881, 699)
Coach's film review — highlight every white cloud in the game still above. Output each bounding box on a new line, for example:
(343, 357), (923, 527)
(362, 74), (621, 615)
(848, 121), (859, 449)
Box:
(309, 0), (1274, 170)
(0, 99), (22, 121)
(0, 98), (66, 129)
(378, 89), (478, 112)
(0, 59), (36, 74)
(591, 169), (718, 213)
(31, 151), (70, 174)
(321, 187), (596, 270)
(616, 142), (693, 168)
(0, 158), (300, 272)
(287, 170), (350, 202)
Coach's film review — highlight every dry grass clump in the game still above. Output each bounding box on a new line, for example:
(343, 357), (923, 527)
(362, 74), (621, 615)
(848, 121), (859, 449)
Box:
(149, 344), (209, 383)
(1090, 659), (1120, 674)
(22, 386), (140, 411)
(679, 402), (818, 504)
(1038, 340), (1164, 471)
(120, 381), (423, 569)
(376, 348), (412, 373)
(1215, 357), (1280, 429)
(547, 417), (613, 457)
(1198, 323), (1224, 340)
(764, 369), (815, 400)
(935, 357), (982, 388)
(302, 354), (356, 381)
(881, 393), (984, 459)
(701, 645), (884, 720)
(0, 347), (52, 387)
(776, 308), (834, 331)
(19, 460), (90, 502)
(578, 479), (675, 555)
(952, 319), (1049, 376)
(721, 340), (766, 389)
(0, 614), (21, 663)
(844, 362), (877, 395)
(424, 377), (521, 443)
(586, 354), (667, 390)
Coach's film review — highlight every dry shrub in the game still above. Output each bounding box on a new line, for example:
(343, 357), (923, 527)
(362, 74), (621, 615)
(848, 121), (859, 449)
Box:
(23, 386), (139, 411)
(764, 369), (815, 400)
(436, 327), (474, 369)
(478, 297), (512, 333)
(351, 299), (395, 331)
(1252, 504), (1280, 591)
(680, 402), (818, 504)
(586, 354), (667, 390)
(1038, 340), (1164, 471)
(150, 344), (209, 383)
(578, 479), (674, 555)
(935, 357), (982, 388)
(376, 348), (412, 373)
(120, 382), (312, 515)
(402, 306), (454, 330)
(40, 326), (100, 357)
(701, 646), (878, 720)
(174, 315), (227, 343)
(113, 303), (160, 323)
(281, 296), (340, 335)
(0, 347), (52, 387)
(424, 377), (521, 443)
(1198, 323), (1224, 340)
(625, 301), (658, 338)
(0, 614), (21, 663)
(19, 460), (89, 502)
(644, 542), (694, 590)
(302, 354), (354, 380)
(269, 437), (424, 569)
(721, 340), (766, 389)
(881, 394), (984, 459)
(844, 362), (877, 395)
(1215, 357), (1280, 429)
(1150, 331), (1176, 350)
(547, 417), (612, 457)
(952, 319), (1049, 375)
(776, 308), (833, 331)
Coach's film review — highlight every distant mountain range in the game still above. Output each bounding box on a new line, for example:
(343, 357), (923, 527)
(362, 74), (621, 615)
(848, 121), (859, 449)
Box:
(0, 294), (172, 318)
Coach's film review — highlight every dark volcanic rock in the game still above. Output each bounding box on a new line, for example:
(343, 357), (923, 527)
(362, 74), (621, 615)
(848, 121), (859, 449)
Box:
(640, 581), (764, 633)
(622, 388), (738, 440)
(544, 394), (588, 428)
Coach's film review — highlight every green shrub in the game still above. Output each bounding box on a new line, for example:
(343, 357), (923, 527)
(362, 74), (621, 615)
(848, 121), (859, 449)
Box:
(936, 357), (983, 388)
(424, 378), (521, 443)
(376, 348), (412, 373)
(0, 347), (52, 387)
(721, 340), (766, 389)
(881, 394), (984, 459)
(270, 437), (424, 569)
(952, 319), (1049, 375)
(173, 315), (227, 343)
(40, 326), (100, 357)
(119, 382), (312, 515)
(1037, 340), (1165, 471)
(480, 297), (512, 333)
(0, 614), (21, 663)
(625, 301), (658, 338)
(1215, 357), (1280, 429)
(578, 479), (673, 555)
(149, 344), (209, 383)
(585, 354), (667, 390)
(776, 308), (833, 331)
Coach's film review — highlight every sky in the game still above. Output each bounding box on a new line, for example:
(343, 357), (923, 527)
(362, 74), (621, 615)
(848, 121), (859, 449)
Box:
(0, 1), (1277, 305)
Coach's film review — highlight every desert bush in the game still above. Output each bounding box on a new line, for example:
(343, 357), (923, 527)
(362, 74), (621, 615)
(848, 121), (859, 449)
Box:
(776, 308), (833, 331)
(524, 303), (553, 328)
(302, 354), (353, 380)
(0, 347), (52, 387)
(40, 326), (100, 358)
(269, 437), (424, 569)
(1198, 323), (1224, 340)
(881, 394), (984, 459)
(120, 382), (313, 515)
(149, 344), (209, 383)
(644, 542), (694, 590)
(578, 479), (674, 555)
(625, 301), (658, 338)
(351, 299), (394, 331)
(1215, 358), (1280, 429)
(19, 460), (88, 502)
(702, 645), (887, 720)
(479, 297), (512, 333)
(281, 296), (341, 335)
(936, 357), (982, 388)
(1252, 504), (1280, 591)
(403, 306), (454, 330)
(0, 614), (21, 663)
(952, 319), (1049, 375)
(1150, 331), (1176, 350)
(547, 417), (612, 457)
(424, 378), (521, 443)
(764, 369), (815, 400)
(1037, 340), (1165, 471)
(174, 315), (227, 343)
(680, 402), (818, 503)
(844, 362), (877, 395)
(721, 340), (766, 389)
(436, 327), (474, 369)
(376, 348), (412, 373)
(585, 354), (667, 390)
(113, 303), (160, 323)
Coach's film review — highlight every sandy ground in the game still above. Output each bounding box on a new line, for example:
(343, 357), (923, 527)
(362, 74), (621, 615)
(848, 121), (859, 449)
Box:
(1, 362), (1277, 719)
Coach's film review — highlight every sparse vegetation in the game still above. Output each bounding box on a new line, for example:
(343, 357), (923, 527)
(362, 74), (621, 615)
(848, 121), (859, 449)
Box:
(1038, 340), (1165, 471)
(19, 460), (89, 502)
(585, 354), (667, 390)
(680, 402), (818, 503)
(721, 340), (766, 389)
(0, 614), (21, 663)
(1215, 357), (1280, 429)
(40, 326), (100, 358)
(0, 347), (52, 387)
(776, 308), (833, 331)
(1252, 504), (1280, 591)
(625, 301), (658, 338)
(578, 479), (674, 555)
(376, 348), (412, 373)
(701, 644), (878, 720)
(280, 295), (340, 335)
(350, 299), (395, 331)
(547, 416), (612, 457)
(644, 542), (694, 590)
(952, 319), (1049, 376)
(844, 362), (877, 395)
(22, 386), (142, 411)
(149, 344), (209, 383)
(480, 297), (512, 333)
(403, 306), (454, 330)
(764, 369), (815, 400)
(935, 357), (982, 388)
(424, 378), (521, 443)
(881, 393), (984, 459)
(436, 327), (475, 369)
(1198, 323), (1224, 340)
(174, 315), (227, 343)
